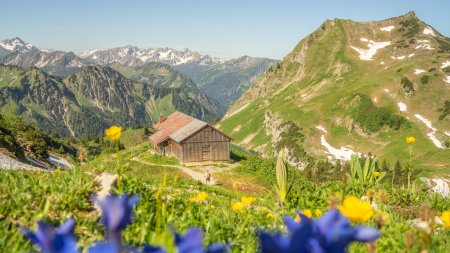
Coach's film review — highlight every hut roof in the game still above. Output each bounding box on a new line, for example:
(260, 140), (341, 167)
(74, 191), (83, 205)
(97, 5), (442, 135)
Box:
(150, 111), (207, 145)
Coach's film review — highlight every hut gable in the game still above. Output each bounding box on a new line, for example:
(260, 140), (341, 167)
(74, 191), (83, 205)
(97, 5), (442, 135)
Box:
(149, 111), (231, 163)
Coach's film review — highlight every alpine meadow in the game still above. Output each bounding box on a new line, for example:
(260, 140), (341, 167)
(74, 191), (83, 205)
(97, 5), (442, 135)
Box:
(0, 2), (449, 253)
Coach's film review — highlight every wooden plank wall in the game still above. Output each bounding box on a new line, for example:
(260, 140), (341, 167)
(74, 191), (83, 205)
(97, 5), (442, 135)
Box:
(181, 126), (230, 162)
(167, 140), (183, 160)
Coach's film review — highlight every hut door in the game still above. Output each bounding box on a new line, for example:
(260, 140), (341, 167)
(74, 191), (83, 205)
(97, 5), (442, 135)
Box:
(202, 144), (211, 161)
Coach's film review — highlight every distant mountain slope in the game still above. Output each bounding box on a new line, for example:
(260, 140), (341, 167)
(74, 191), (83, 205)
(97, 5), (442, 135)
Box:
(219, 12), (450, 170)
(80, 46), (222, 66)
(80, 46), (277, 108)
(1, 38), (276, 110)
(173, 56), (278, 107)
(0, 64), (224, 137)
(0, 37), (87, 76)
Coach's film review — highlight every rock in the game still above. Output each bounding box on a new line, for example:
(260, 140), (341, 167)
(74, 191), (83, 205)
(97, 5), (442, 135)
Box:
(0, 153), (39, 170)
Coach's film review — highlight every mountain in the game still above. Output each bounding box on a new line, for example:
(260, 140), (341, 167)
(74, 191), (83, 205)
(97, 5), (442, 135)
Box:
(1, 38), (276, 109)
(218, 12), (450, 170)
(0, 37), (87, 76)
(80, 46), (222, 66)
(80, 46), (277, 108)
(109, 62), (225, 118)
(173, 56), (277, 108)
(0, 64), (224, 137)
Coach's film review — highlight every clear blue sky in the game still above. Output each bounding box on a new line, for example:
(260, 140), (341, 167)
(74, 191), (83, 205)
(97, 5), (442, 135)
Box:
(1, 0), (449, 59)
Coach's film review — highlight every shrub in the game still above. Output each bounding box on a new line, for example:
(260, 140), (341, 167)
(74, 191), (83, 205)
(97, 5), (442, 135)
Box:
(420, 75), (430, 85)
(401, 77), (415, 94)
(352, 95), (409, 132)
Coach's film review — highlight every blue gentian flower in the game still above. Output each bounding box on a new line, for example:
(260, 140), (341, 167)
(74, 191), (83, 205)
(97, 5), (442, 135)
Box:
(175, 228), (228, 253)
(259, 209), (380, 253)
(93, 194), (139, 245)
(20, 218), (78, 253)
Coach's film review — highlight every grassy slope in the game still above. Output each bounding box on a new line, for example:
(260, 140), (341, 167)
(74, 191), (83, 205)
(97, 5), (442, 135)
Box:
(1, 142), (450, 252)
(219, 18), (450, 173)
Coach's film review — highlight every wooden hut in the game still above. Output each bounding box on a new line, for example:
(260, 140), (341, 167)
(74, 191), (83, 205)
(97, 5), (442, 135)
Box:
(149, 112), (231, 163)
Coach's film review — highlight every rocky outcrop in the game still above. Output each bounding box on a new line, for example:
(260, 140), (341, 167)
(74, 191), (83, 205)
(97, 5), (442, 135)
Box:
(0, 153), (39, 170)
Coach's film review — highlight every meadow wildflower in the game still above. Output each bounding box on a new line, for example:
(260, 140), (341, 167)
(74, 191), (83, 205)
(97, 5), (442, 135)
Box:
(174, 228), (227, 253)
(406, 136), (416, 144)
(105, 126), (122, 141)
(190, 192), (208, 202)
(302, 209), (313, 219)
(441, 211), (450, 228)
(241, 196), (256, 205)
(266, 212), (274, 219)
(373, 171), (380, 177)
(232, 202), (245, 212)
(92, 194), (139, 248)
(21, 219), (78, 253)
(260, 209), (380, 253)
(338, 195), (373, 223)
(315, 209), (323, 217)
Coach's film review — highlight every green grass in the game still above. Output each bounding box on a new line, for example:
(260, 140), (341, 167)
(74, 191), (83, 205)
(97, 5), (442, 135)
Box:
(1, 142), (450, 252)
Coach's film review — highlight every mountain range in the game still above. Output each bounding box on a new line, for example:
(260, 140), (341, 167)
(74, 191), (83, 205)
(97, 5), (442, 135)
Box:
(218, 11), (450, 170)
(0, 64), (223, 137)
(0, 38), (276, 108)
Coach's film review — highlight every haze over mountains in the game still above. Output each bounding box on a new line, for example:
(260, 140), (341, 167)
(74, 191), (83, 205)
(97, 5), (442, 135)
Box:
(218, 12), (450, 169)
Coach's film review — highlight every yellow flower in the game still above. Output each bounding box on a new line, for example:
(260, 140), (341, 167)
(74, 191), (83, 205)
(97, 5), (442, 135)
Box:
(441, 211), (450, 228)
(302, 209), (313, 219)
(189, 192), (208, 202)
(315, 209), (323, 217)
(261, 207), (268, 212)
(406, 136), (416, 145)
(232, 202), (246, 212)
(241, 196), (256, 205)
(210, 205), (216, 209)
(294, 209), (313, 223)
(105, 125), (122, 141)
(266, 212), (274, 219)
(338, 195), (374, 223)
(373, 171), (380, 177)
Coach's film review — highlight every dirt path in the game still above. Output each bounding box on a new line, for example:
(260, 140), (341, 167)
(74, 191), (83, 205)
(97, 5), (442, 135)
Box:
(130, 156), (238, 185)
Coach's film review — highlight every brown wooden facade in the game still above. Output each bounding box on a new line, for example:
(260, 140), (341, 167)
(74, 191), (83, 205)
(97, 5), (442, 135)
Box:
(157, 125), (231, 163)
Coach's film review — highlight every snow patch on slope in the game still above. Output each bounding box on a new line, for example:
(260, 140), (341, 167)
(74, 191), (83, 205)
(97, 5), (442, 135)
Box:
(414, 114), (444, 148)
(316, 125), (327, 134)
(414, 69), (426, 74)
(391, 55), (406, 60)
(380, 26), (395, 32)
(444, 76), (450, 84)
(423, 27), (436, 36)
(421, 178), (450, 198)
(350, 39), (390, 61)
(441, 61), (450, 69)
(320, 135), (359, 161)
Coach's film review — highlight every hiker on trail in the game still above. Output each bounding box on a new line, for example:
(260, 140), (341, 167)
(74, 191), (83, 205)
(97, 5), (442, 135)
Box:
(205, 170), (211, 184)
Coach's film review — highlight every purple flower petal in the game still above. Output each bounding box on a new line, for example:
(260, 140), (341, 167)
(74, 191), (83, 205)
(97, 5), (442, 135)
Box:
(353, 226), (380, 242)
(56, 219), (76, 235)
(88, 242), (119, 253)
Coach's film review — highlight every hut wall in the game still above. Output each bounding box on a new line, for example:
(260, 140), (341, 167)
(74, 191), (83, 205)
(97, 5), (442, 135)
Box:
(181, 126), (230, 162)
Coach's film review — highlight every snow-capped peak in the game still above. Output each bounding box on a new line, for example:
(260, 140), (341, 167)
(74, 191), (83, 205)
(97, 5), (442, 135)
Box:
(78, 46), (224, 66)
(0, 37), (38, 53)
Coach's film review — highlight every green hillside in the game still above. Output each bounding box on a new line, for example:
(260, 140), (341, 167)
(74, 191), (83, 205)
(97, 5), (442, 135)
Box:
(219, 12), (450, 172)
(0, 64), (224, 137)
